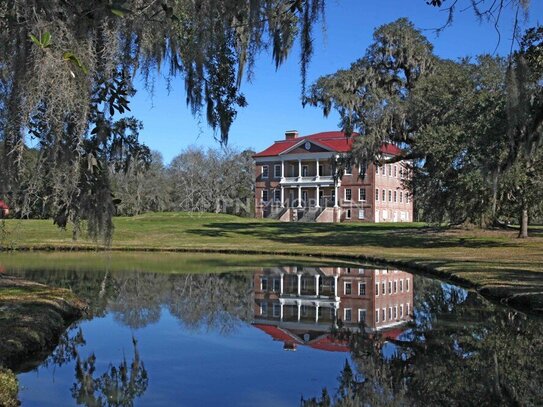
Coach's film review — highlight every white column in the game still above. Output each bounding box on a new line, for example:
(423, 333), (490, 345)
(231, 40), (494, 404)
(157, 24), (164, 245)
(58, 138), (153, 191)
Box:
(316, 159), (320, 179)
(334, 184), (339, 208)
(315, 304), (320, 323)
(297, 185), (302, 208)
(280, 299), (284, 321)
(280, 273), (284, 295)
(334, 275), (339, 297)
(315, 275), (320, 296)
(297, 273), (302, 296)
(297, 300), (302, 322)
(315, 185), (320, 208)
(280, 186), (285, 208)
(298, 159), (302, 179)
(281, 160), (285, 179)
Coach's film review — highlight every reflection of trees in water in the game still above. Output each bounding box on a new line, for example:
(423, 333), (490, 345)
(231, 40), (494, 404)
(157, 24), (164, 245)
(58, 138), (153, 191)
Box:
(303, 276), (543, 406)
(9, 269), (253, 332)
(43, 327), (148, 407)
(167, 273), (253, 334)
(71, 337), (148, 407)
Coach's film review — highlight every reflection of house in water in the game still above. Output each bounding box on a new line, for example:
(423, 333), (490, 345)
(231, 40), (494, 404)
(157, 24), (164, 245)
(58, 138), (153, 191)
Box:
(252, 266), (413, 352)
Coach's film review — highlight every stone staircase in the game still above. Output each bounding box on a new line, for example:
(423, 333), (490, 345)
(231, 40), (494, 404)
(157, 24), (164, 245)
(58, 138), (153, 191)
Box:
(298, 207), (323, 222)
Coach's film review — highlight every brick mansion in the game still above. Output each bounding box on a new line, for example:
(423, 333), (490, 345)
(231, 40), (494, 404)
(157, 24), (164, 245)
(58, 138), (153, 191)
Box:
(253, 131), (413, 223)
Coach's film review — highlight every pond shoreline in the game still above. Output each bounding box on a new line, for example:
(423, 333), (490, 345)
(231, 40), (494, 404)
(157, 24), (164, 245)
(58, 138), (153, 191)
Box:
(0, 275), (87, 371)
(2, 244), (542, 316)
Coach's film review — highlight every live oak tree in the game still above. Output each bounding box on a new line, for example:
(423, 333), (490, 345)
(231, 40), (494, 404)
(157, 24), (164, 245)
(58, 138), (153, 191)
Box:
(0, 0), (324, 242)
(306, 18), (543, 234)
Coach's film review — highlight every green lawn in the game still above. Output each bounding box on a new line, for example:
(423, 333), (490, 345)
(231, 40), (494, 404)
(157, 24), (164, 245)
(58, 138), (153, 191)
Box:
(1, 212), (543, 311)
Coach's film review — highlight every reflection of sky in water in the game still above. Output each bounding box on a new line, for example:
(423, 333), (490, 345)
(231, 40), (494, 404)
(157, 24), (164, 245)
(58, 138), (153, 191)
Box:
(18, 307), (351, 407)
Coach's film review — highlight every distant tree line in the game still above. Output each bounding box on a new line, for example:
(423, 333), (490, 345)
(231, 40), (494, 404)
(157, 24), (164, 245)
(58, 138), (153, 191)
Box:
(2, 144), (255, 220)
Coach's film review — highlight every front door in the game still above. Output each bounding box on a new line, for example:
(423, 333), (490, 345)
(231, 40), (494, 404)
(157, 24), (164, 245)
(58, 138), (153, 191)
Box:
(302, 191), (308, 207)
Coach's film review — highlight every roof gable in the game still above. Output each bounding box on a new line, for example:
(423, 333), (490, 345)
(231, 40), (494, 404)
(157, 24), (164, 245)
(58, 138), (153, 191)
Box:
(253, 131), (403, 158)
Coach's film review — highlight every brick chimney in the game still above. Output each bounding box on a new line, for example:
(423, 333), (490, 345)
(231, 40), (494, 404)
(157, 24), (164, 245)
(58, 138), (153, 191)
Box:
(285, 130), (298, 140)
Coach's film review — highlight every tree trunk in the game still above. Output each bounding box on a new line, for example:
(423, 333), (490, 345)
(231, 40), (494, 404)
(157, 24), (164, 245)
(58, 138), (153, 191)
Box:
(518, 207), (529, 238)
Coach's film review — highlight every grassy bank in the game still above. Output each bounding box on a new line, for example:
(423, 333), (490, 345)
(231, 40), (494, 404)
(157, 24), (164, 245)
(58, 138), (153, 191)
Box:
(1, 212), (543, 312)
(0, 276), (87, 370)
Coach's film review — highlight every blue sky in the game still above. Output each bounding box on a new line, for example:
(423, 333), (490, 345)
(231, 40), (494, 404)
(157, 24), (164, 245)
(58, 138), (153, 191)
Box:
(128, 0), (543, 163)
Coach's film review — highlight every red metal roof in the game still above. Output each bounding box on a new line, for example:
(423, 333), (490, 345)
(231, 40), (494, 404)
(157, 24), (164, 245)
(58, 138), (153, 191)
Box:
(253, 323), (350, 353)
(253, 131), (402, 157)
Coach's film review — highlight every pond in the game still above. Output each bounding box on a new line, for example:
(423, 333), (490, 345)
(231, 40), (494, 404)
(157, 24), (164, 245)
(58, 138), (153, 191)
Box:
(1, 253), (542, 406)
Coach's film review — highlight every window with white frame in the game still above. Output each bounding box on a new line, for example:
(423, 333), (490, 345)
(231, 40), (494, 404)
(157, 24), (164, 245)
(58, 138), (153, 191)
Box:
(274, 189), (281, 202)
(388, 190), (392, 202)
(346, 209), (351, 219)
(344, 166), (352, 175)
(400, 191), (403, 203)
(273, 303), (281, 317)
(387, 164), (391, 176)
(260, 301), (268, 316)
(375, 188), (379, 201)
(375, 166), (379, 175)
(388, 281), (392, 294)
(407, 303), (410, 316)
(388, 307), (392, 320)
(261, 277), (268, 290)
(359, 188), (366, 201)
(393, 191), (397, 202)
(273, 278), (280, 292)
(382, 308), (386, 321)
(399, 279), (403, 292)
(382, 282), (386, 295)
(274, 164), (281, 178)
(345, 188), (352, 201)
(358, 209), (365, 219)
(344, 308), (352, 322)
(400, 304), (404, 318)
(394, 165), (397, 177)
(375, 282), (379, 296)
(406, 193), (410, 204)
(375, 309), (379, 323)
(344, 281), (352, 295)
(358, 309), (367, 323)
(262, 165), (269, 178)
(406, 278), (410, 291)
(394, 280), (397, 293)
(359, 282), (366, 296)
(382, 190), (386, 201)
(262, 190), (269, 202)
(394, 306), (398, 319)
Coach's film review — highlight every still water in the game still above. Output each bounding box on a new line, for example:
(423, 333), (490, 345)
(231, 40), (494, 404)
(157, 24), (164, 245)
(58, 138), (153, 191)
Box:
(4, 257), (543, 406)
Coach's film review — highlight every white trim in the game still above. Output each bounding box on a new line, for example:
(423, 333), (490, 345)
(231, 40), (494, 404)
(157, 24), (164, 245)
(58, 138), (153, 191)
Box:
(344, 188), (352, 202)
(344, 281), (352, 295)
(280, 139), (334, 155)
(262, 165), (269, 179)
(358, 282), (366, 296)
